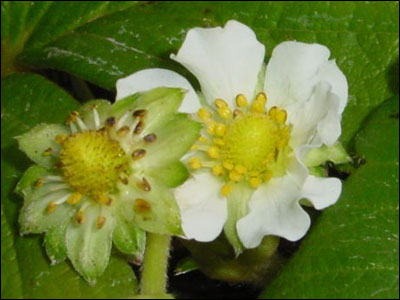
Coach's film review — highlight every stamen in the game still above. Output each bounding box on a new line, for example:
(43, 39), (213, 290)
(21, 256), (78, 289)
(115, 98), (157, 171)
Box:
(46, 201), (57, 213)
(198, 136), (208, 143)
(117, 125), (130, 137)
(207, 146), (220, 159)
(133, 109), (147, 118)
(275, 109), (287, 124)
(229, 170), (242, 182)
(213, 138), (225, 146)
(67, 192), (82, 205)
(43, 147), (53, 156)
(218, 107), (232, 120)
(188, 157), (202, 169)
(70, 123), (78, 133)
(55, 134), (67, 144)
(197, 108), (212, 121)
(117, 112), (130, 129)
(233, 109), (242, 118)
(96, 216), (107, 229)
(137, 177), (151, 192)
(212, 164), (224, 176)
(249, 177), (262, 188)
(131, 149), (146, 160)
(215, 99), (228, 109)
(106, 117), (116, 127)
(75, 202), (90, 224)
(143, 133), (157, 143)
(221, 182), (233, 196)
(93, 107), (101, 129)
(215, 123), (227, 136)
(134, 120), (144, 135)
(223, 160), (234, 170)
(207, 123), (216, 135)
(134, 198), (151, 213)
(234, 164), (247, 175)
(256, 92), (267, 105)
(34, 179), (43, 188)
(236, 94), (248, 107)
(76, 116), (88, 131)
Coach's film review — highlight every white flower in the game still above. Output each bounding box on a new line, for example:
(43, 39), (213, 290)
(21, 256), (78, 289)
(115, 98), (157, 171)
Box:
(116, 20), (347, 250)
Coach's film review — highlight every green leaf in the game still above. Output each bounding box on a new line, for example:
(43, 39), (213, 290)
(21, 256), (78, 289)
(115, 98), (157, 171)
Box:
(261, 97), (399, 299)
(1, 74), (137, 298)
(7, 1), (397, 144)
(1, 1), (139, 77)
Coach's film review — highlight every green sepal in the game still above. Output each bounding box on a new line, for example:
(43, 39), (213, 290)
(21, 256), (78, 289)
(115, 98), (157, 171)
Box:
(119, 182), (182, 236)
(113, 207), (146, 261)
(146, 160), (190, 188)
(224, 182), (253, 256)
(77, 99), (111, 129)
(44, 221), (69, 264)
(141, 113), (201, 169)
(16, 123), (70, 168)
(304, 142), (351, 167)
(15, 164), (49, 198)
(66, 204), (115, 284)
(111, 87), (187, 134)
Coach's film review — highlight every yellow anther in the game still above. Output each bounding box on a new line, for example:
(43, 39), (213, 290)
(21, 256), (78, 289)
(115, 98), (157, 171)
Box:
(249, 177), (262, 188)
(223, 160), (234, 170)
(207, 146), (220, 159)
(213, 138), (225, 146)
(189, 157), (202, 169)
(75, 210), (85, 224)
(256, 92), (267, 105)
(221, 183), (233, 197)
(251, 100), (265, 113)
(269, 106), (278, 119)
(46, 201), (57, 213)
(215, 99), (228, 109)
(235, 94), (248, 107)
(190, 144), (199, 150)
(97, 194), (109, 205)
(275, 109), (287, 124)
(197, 108), (212, 121)
(215, 123), (227, 136)
(249, 170), (260, 177)
(234, 164), (247, 174)
(218, 107), (232, 120)
(212, 164), (224, 176)
(207, 123), (216, 135)
(67, 192), (82, 205)
(198, 136), (208, 143)
(229, 170), (242, 182)
(96, 216), (107, 229)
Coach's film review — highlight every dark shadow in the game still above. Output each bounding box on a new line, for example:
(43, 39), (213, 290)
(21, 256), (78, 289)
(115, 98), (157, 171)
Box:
(387, 57), (399, 95)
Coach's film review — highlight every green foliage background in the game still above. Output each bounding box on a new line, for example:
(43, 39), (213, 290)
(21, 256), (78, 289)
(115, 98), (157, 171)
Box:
(1, 1), (398, 299)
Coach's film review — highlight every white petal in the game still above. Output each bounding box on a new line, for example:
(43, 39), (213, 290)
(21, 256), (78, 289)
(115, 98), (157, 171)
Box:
(175, 172), (227, 242)
(237, 161), (310, 248)
(115, 68), (201, 113)
(171, 20), (265, 108)
(265, 41), (347, 111)
(289, 82), (342, 147)
(301, 175), (342, 210)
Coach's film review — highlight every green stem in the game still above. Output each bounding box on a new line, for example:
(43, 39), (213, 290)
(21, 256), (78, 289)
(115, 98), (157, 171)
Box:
(140, 233), (171, 296)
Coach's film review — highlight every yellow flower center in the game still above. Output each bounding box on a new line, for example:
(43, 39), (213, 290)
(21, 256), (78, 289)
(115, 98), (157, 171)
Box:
(191, 92), (292, 196)
(59, 130), (127, 201)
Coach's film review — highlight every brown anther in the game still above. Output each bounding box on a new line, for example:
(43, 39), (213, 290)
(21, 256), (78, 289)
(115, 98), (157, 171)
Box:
(143, 133), (157, 143)
(116, 125), (130, 137)
(34, 179), (43, 188)
(66, 111), (79, 123)
(131, 149), (146, 161)
(134, 120), (144, 134)
(54, 161), (64, 169)
(134, 198), (151, 213)
(46, 201), (57, 213)
(137, 177), (151, 192)
(75, 211), (85, 224)
(233, 109), (242, 118)
(43, 147), (53, 156)
(133, 109), (146, 118)
(106, 197), (114, 206)
(120, 177), (129, 185)
(96, 216), (107, 229)
(106, 117), (116, 127)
